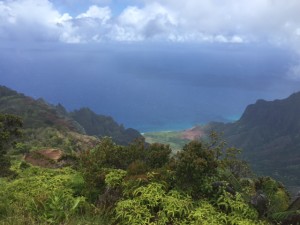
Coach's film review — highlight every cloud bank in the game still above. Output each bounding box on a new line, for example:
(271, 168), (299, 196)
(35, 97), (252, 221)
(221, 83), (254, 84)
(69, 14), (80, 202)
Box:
(1, 0), (300, 79)
(0, 0), (300, 45)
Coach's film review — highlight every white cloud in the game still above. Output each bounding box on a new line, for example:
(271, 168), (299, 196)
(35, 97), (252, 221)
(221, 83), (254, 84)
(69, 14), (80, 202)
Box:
(76, 5), (111, 23)
(231, 36), (243, 43)
(114, 3), (178, 41)
(163, 0), (300, 44)
(2, 0), (300, 81)
(0, 0), (244, 43)
(0, 0), (62, 41)
(10, 0), (60, 28)
(1, 0), (300, 47)
(0, 0), (115, 43)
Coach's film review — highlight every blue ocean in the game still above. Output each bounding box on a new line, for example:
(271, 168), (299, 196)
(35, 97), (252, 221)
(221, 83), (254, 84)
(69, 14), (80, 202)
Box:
(0, 42), (298, 132)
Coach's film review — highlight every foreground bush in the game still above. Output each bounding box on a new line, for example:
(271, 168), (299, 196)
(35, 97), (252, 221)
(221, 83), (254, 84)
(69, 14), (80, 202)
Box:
(0, 134), (295, 225)
(0, 166), (89, 224)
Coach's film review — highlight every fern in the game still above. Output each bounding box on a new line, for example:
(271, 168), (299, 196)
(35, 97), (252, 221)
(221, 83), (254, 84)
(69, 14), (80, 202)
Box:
(115, 199), (152, 225)
(105, 169), (127, 188)
(271, 209), (300, 222)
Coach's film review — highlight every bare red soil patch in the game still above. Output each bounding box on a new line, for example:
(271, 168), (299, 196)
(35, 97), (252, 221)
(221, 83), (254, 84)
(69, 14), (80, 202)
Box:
(24, 149), (64, 168)
(38, 149), (63, 161)
(181, 126), (204, 140)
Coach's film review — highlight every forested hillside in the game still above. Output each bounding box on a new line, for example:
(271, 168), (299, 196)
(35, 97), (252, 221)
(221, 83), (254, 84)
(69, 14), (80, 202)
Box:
(1, 86), (300, 224)
(207, 92), (300, 187)
(0, 85), (142, 147)
(146, 92), (300, 190)
(70, 108), (142, 145)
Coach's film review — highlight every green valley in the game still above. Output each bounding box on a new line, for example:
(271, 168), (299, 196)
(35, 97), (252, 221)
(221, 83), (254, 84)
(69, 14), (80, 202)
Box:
(0, 86), (300, 224)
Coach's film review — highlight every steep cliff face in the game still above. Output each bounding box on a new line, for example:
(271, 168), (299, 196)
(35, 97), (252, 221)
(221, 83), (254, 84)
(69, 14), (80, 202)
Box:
(208, 92), (300, 186)
(239, 92), (300, 134)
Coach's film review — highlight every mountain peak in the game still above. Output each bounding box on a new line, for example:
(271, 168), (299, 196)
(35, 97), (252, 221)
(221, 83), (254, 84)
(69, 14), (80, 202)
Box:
(211, 90), (300, 187)
(239, 91), (300, 127)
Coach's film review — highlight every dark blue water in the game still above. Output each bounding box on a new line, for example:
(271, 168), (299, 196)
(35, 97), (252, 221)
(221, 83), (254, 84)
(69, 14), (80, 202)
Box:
(0, 42), (299, 132)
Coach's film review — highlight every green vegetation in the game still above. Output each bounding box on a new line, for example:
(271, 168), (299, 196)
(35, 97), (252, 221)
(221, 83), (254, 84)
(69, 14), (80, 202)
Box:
(1, 112), (298, 224)
(144, 130), (189, 152)
(206, 92), (300, 189)
(0, 114), (22, 176)
(145, 91), (300, 195)
(1, 85), (300, 224)
(0, 85), (142, 148)
(70, 108), (143, 145)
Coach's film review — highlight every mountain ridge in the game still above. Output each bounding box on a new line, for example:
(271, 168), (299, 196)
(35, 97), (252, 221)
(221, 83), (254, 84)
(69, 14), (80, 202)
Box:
(70, 107), (143, 145)
(144, 91), (300, 189)
(0, 85), (143, 146)
(202, 91), (300, 186)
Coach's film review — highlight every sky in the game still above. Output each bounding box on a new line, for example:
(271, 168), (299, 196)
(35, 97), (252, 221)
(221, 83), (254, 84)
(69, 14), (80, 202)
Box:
(1, 0), (300, 131)
(0, 0), (300, 47)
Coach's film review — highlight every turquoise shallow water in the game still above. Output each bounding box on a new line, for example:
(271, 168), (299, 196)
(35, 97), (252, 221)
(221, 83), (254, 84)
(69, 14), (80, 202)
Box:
(138, 122), (196, 133)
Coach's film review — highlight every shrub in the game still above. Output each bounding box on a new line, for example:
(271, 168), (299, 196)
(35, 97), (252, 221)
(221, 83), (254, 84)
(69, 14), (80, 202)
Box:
(0, 166), (88, 224)
(115, 182), (193, 224)
(175, 140), (218, 197)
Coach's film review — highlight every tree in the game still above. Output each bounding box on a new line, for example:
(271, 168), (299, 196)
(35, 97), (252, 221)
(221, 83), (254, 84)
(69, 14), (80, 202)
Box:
(79, 137), (114, 200)
(0, 114), (22, 176)
(175, 140), (219, 198)
(145, 143), (171, 169)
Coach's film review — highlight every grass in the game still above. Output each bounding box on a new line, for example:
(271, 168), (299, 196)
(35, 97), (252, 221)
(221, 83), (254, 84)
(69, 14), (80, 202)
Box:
(143, 130), (189, 153)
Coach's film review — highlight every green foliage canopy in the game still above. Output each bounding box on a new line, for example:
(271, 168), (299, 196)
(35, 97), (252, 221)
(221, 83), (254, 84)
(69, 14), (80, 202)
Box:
(0, 113), (22, 176)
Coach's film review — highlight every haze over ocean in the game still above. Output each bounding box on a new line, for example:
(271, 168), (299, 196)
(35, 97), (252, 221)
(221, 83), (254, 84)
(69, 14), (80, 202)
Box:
(0, 42), (298, 132)
(2, 1), (300, 132)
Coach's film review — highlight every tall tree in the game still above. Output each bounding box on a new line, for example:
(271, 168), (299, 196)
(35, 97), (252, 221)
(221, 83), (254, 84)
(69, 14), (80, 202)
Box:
(0, 114), (22, 176)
